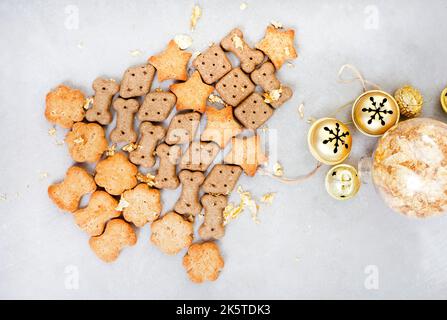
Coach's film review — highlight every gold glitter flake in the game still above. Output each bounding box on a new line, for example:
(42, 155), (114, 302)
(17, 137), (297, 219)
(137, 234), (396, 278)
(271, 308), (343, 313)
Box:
(48, 127), (56, 136)
(174, 34), (193, 50)
(273, 162), (284, 177)
(115, 196), (129, 211)
(298, 103), (305, 119)
(263, 87), (282, 103)
(122, 143), (139, 152)
(208, 94), (225, 105)
(260, 192), (276, 204)
(232, 35), (244, 50)
(190, 5), (202, 31)
(136, 172), (155, 187)
(105, 144), (116, 157)
(129, 49), (142, 57)
(83, 97), (93, 110)
(73, 137), (84, 145)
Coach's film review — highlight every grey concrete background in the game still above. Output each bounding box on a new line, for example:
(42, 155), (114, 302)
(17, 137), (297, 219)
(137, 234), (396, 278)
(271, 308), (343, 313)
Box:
(1, 0), (447, 299)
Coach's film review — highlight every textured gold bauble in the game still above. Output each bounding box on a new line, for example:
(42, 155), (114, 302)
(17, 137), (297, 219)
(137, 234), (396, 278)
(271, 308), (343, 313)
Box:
(352, 90), (400, 137)
(441, 87), (447, 113)
(307, 118), (352, 165)
(394, 85), (423, 118)
(325, 164), (360, 200)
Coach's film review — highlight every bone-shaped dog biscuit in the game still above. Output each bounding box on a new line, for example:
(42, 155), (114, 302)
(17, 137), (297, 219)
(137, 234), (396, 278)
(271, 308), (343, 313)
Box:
(154, 143), (181, 189)
(250, 62), (293, 108)
(73, 191), (120, 236)
(129, 122), (166, 168)
(89, 219), (137, 263)
(174, 170), (205, 217)
(198, 194), (227, 240)
(221, 28), (264, 73)
(86, 78), (120, 125)
(110, 98), (139, 144)
(48, 166), (96, 212)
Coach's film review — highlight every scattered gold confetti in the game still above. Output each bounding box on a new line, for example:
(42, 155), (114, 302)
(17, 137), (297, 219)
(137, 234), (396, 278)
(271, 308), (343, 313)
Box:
(223, 202), (244, 225)
(122, 143), (139, 152)
(136, 172), (155, 187)
(273, 162), (284, 177)
(174, 34), (193, 50)
(298, 103), (305, 119)
(83, 97), (93, 110)
(190, 4), (202, 31)
(263, 87), (282, 103)
(240, 2), (248, 10)
(105, 144), (116, 156)
(260, 192), (276, 204)
(286, 62), (295, 68)
(129, 49), (142, 57)
(73, 137), (84, 145)
(270, 20), (283, 29)
(48, 127), (56, 136)
(208, 94), (225, 105)
(155, 88), (163, 92)
(0, 193), (7, 201)
(232, 35), (244, 50)
(55, 140), (65, 146)
(115, 196), (129, 211)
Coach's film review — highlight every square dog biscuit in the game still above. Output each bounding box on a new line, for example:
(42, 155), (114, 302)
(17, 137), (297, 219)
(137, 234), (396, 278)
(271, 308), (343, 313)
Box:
(192, 44), (232, 84)
(234, 93), (274, 129)
(215, 68), (255, 106)
(138, 91), (176, 122)
(165, 112), (201, 145)
(202, 164), (242, 195)
(120, 64), (155, 98)
(179, 141), (220, 172)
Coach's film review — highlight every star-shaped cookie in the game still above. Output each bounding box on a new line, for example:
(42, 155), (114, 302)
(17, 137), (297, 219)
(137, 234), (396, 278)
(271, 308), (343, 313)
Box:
(224, 135), (268, 176)
(148, 40), (192, 82)
(170, 71), (214, 113)
(201, 105), (242, 148)
(256, 26), (297, 70)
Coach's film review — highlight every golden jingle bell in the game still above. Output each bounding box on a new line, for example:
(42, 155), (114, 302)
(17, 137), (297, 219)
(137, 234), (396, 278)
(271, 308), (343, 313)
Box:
(307, 118), (352, 165)
(441, 87), (447, 113)
(325, 164), (360, 200)
(352, 90), (400, 137)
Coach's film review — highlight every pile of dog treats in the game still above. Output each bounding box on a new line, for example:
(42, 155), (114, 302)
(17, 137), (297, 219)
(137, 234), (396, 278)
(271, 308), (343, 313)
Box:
(45, 25), (297, 283)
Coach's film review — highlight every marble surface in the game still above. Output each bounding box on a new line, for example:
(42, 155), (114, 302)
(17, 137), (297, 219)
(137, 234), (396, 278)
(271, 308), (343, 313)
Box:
(1, 0), (447, 299)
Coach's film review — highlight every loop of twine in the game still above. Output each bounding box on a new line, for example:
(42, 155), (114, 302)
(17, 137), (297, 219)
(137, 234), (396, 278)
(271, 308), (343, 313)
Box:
(259, 162), (322, 185)
(261, 64), (377, 185)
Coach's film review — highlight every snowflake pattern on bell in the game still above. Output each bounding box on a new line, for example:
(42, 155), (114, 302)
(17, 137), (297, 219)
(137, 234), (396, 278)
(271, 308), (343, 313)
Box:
(362, 97), (394, 126)
(322, 123), (350, 153)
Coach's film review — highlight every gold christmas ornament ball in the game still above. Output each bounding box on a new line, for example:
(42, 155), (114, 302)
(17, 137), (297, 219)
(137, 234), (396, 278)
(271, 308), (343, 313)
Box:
(325, 164), (360, 200)
(307, 118), (352, 165)
(394, 85), (423, 118)
(441, 87), (447, 113)
(352, 90), (400, 137)
(372, 118), (447, 218)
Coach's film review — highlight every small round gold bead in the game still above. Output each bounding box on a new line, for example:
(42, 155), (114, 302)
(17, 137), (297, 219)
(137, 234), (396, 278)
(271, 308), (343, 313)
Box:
(325, 164), (360, 200)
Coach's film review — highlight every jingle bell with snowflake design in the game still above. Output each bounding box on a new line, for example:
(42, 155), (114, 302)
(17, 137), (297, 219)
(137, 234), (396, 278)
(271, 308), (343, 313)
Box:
(441, 87), (447, 113)
(325, 164), (360, 200)
(307, 118), (352, 165)
(352, 90), (400, 137)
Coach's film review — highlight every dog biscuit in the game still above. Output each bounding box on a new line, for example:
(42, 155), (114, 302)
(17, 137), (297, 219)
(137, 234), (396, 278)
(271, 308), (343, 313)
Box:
(89, 219), (137, 263)
(150, 211), (194, 255)
(122, 184), (162, 227)
(65, 122), (108, 163)
(165, 112), (201, 145)
(154, 143), (182, 189)
(48, 166), (96, 212)
(95, 153), (138, 195)
(174, 170), (205, 217)
(149, 40), (192, 82)
(179, 141), (220, 172)
(138, 91), (176, 122)
(198, 194), (227, 240)
(73, 191), (120, 236)
(202, 164), (242, 195)
(221, 28), (264, 73)
(129, 122), (166, 168)
(215, 67), (255, 106)
(110, 98), (139, 144)
(192, 44), (232, 84)
(45, 85), (86, 129)
(182, 242), (224, 283)
(86, 78), (119, 125)
(234, 92), (274, 130)
(119, 64), (155, 98)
